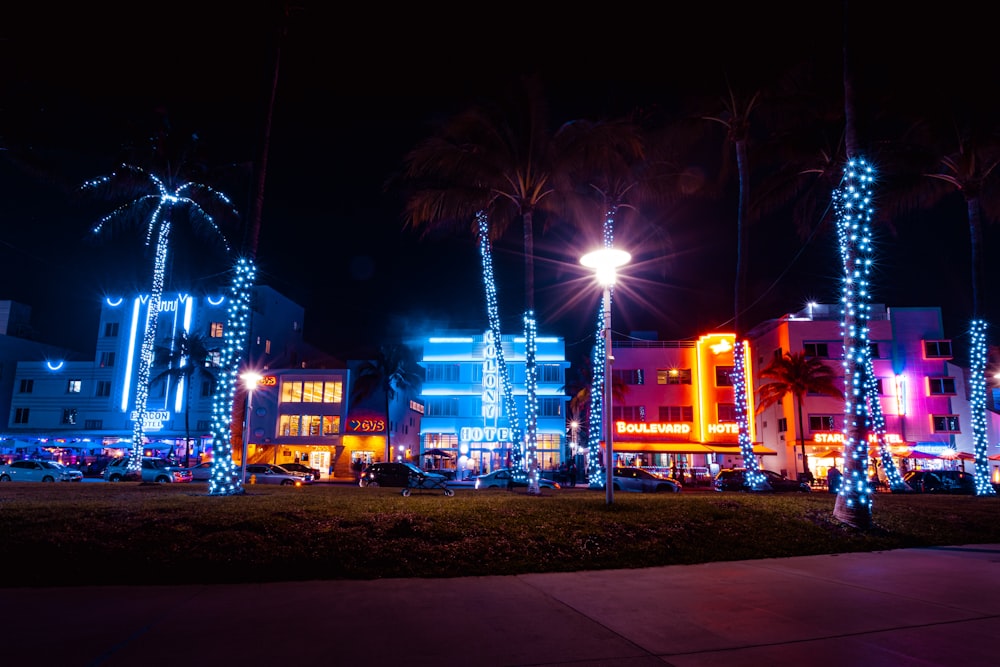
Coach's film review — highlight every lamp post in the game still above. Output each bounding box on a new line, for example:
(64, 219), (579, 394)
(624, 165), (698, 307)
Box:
(240, 371), (262, 488)
(581, 247), (631, 505)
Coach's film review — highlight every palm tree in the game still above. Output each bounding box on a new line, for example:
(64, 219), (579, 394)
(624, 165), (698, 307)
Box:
(350, 344), (422, 462)
(702, 83), (770, 490)
(885, 119), (1000, 496)
(400, 75), (563, 494)
(755, 351), (845, 479)
(152, 331), (220, 467)
(83, 164), (238, 470)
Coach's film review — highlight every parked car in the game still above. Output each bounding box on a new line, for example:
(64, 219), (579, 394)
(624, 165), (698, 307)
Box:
(714, 468), (811, 492)
(103, 457), (194, 484)
(473, 468), (560, 490)
(242, 463), (312, 486)
(182, 461), (213, 482)
(279, 462), (322, 480)
(903, 469), (976, 494)
(0, 459), (84, 483)
(361, 461), (447, 488)
(611, 466), (682, 493)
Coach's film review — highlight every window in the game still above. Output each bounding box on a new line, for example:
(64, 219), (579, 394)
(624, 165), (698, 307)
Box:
(809, 415), (837, 431)
(928, 377), (956, 395)
(201, 379), (213, 397)
(208, 351), (222, 367)
(717, 403), (736, 422)
(612, 405), (644, 421)
(539, 397), (563, 417)
(280, 379), (343, 404)
(265, 339), (271, 354)
(612, 369), (644, 385)
(67, 379), (82, 393)
(923, 340), (953, 359)
(777, 417), (788, 432)
(62, 408), (78, 425)
(540, 364), (562, 383)
(14, 407), (29, 424)
(425, 364), (460, 382)
(658, 368), (692, 385)
(869, 343), (881, 359)
(874, 378), (884, 395)
(19, 379), (33, 393)
(85, 419), (103, 429)
(104, 322), (119, 337)
(804, 343), (829, 358)
(197, 420), (211, 431)
(471, 365), (483, 383)
(658, 405), (693, 421)
(210, 322), (224, 338)
(322, 415), (340, 435)
(932, 415), (960, 432)
(425, 398), (459, 416)
(99, 351), (115, 368)
(715, 366), (733, 386)
(96, 381), (112, 397)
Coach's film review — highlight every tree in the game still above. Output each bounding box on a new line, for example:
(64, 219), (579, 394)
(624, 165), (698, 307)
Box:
(83, 163), (238, 471)
(399, 75), (564, 494)
(350, 344), (422, 462)
(151, 331), (221, 467)
(755, 351), (844, 478)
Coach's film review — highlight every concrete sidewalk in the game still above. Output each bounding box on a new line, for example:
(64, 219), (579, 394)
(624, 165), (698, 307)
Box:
(3, 544), (998, 666)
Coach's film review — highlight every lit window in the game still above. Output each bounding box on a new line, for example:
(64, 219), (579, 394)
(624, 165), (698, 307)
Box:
(931, 415), (960, 432)
(923, 340), (953, 359)
(210, 322), (224, 338)
(67, 379), (82, 393)
(928, 377), (956, 395)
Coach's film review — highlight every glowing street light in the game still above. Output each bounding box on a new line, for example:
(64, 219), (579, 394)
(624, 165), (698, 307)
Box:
(581, 247), (631, 505)
(240, 371), (262, 488)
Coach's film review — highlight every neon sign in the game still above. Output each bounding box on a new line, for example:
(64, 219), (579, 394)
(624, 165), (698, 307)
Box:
(813, 432), (904, 444)
(130, 410), (171, 431)
(481, 330), (499, 419)
(616, 421), (691, 435)
(460, 426), (512, 443)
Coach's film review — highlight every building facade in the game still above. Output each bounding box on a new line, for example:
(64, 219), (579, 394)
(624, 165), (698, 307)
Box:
(748, 303), (1000, 483)
(600, 332), (774, 484)
(4, 286), (310, 463)
(414, 331), (569, 480)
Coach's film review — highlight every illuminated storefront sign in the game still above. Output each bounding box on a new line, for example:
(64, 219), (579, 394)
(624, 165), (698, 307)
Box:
(460, 426), (512, 443)
(129, 410), (171, 431)
(813, 432), (905, 445)
(616, 421), (691, 435)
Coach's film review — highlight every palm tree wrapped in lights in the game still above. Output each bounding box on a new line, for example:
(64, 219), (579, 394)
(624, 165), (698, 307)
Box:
(84, 164), (238, 471)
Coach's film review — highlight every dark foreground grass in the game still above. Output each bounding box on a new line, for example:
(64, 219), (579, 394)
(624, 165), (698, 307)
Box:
(1, 483), (998, 588)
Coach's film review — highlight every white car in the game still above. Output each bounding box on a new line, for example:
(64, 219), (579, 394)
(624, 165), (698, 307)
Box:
(102, 457), (194, 483)
(0, 460), (84, 482)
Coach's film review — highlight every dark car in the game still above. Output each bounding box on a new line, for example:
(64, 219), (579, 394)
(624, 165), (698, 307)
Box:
(361, 462), (447, 488)
(714, 468), (811, 492)
(279, 462), (323, 480)
(612, 467), (682, 493)
(903, 469), (975, 494)
(473, 468), (560, 490)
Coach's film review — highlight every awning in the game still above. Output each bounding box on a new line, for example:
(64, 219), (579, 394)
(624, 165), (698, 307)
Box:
(810, 449), (842, 459)
(611, 442), (716, 454)
(990, 454), (1000, 461)
(939, 450), (975, 461)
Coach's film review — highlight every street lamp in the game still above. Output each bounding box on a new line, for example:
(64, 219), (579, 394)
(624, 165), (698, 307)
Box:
(240, 371), (262, 488)
(581, 247), (631, 505)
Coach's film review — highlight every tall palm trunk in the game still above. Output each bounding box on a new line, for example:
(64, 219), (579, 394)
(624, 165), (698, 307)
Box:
(477, 212), (524, 472)
(131, 214), (171, 469)
(522, 210), (540, 494)
(966, 197), (996, 494)
(732, 138), (765, 489)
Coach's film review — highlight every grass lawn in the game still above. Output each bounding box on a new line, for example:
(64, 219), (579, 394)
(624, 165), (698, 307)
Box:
(1, 483), (998, 588)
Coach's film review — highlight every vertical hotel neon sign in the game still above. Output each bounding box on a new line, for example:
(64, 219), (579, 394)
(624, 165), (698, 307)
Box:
(482, 330), (500, 420)
(695, 333), (756, 443)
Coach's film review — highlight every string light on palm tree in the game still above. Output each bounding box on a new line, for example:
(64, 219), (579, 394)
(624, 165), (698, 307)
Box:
(84, 165), (237, 472)
(581, 246), (630, 505)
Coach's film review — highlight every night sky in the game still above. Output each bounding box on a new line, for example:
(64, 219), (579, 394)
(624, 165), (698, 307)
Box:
(2, 3), (998, 366)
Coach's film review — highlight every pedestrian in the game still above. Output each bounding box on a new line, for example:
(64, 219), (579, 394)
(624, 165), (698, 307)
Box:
(568, 462), (577, 487)
(671, 462), (678, 480)
(828, 464), (842, 494)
